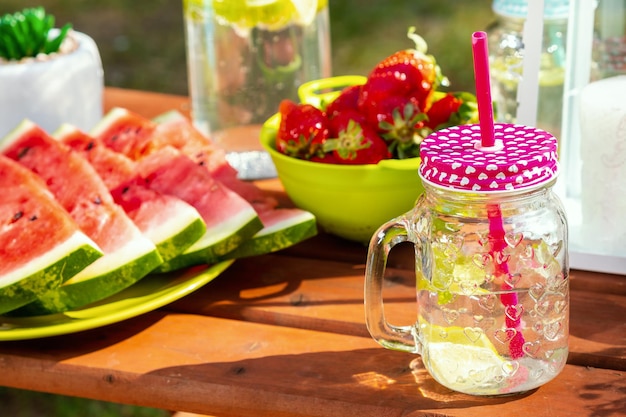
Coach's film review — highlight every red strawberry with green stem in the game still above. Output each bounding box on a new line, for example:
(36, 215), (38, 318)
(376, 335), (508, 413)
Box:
(377, 98), (430, 159)
(425, 92), (479, 130)
(324, 111), (391, 165)
(276, 99), (330, 160)
(358, 27), (447, 117)
(325, 84), (362, 119)
(356, 27), (448, 159)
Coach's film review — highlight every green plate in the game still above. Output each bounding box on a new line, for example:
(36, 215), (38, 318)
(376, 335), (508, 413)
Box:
(0, 260), (234, 341)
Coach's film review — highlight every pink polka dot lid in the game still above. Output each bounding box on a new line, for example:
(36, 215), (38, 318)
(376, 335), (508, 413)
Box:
(419, 123), (559, 192)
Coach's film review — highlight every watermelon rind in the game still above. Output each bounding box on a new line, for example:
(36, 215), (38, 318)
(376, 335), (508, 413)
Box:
(154, 207), (263, 273)
(0, 232), (102, 315)
(152, 109), (185, 124)
(144, 204), (207, 263)
(219, 210), (317, 260)
(13, 236), (162, 316)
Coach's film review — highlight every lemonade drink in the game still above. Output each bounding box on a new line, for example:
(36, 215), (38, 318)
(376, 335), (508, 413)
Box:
(183, 0), (331, 177)
(417, 249), (568, 395)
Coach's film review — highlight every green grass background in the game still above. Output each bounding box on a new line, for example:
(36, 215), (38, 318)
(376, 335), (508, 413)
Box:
(0, 1), (493, 415)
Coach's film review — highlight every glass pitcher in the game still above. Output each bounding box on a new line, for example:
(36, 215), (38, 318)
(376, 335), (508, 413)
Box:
(182, 0), (332, 179)
(364, 123), (569, 396)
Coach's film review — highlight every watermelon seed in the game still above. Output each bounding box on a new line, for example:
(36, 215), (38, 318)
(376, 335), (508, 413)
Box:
(11, 211), (23, 223)
(29, 215), (38, 221)
(93, 196), (102, 205)
(86, 141), (95, 150)
(122, 186), (130, 194)
(17, 147), (31, 159)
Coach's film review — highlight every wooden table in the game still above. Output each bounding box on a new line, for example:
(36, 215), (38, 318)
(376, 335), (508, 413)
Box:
(0, 88), (624, 417)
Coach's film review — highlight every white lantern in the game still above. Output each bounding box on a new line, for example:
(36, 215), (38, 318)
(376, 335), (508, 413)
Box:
(559, 0), (626, 274)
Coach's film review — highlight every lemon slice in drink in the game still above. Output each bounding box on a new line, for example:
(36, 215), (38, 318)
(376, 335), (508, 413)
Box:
(426, 342), (508, 394)
(419, 246), (489, 304)
(420, 323), (508, 394)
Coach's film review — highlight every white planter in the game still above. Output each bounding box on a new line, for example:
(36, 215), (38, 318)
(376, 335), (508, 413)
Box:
(0, 30), (104, 138)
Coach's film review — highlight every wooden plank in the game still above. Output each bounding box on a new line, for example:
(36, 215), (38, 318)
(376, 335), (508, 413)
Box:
(166, 253), (410, 338)
(0, 313), (623, 417)
(165, 254), (626, 371)
(568, 269), (626, 296)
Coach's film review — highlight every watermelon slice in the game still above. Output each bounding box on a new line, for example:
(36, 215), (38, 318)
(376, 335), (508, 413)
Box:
(0, 155), (103, 314)
(53, 125), (207, 264)
(92, 107), (318, 259)
(0, 121), (163, 314)
(134, 146), (263, 271)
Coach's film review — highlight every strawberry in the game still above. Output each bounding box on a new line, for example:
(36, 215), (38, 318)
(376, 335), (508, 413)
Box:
(425, 92), (479, 130)
(328, 109), (368, 136)
(358, 27), (446, 119)
(276, 99), (329, 160)
(325, 84), (362, 119)
(358, 70), (418, 111)
(324, 111), (391, 165)
(376, 97), (429, 159)
(363, 94), (422, 131)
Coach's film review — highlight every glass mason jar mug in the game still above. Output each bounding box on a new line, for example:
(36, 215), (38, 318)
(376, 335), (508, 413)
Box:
(365, 123), (569, 396)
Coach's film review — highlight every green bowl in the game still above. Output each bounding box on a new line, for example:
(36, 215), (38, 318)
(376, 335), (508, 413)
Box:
(260, 76), (424, 244)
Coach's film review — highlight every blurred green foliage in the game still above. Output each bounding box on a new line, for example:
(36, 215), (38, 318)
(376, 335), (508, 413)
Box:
(0, 0), (494, 94)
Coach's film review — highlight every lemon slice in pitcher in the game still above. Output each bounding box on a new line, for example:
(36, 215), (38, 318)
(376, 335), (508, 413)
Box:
(210, 0), (295, 30)
(290, 0), (318, 24)
(245, 0), (296, 30)
(185, 0), (326, 30)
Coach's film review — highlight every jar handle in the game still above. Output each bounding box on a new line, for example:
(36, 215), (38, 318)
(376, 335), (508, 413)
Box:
(364, 215), (420, 354)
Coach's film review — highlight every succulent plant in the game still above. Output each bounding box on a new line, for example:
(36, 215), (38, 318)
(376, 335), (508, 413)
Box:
(0, 7), (72, 61)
